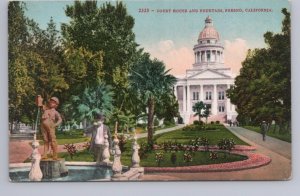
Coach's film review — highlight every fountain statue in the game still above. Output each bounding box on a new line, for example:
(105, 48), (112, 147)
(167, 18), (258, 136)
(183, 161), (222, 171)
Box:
(131, 132), (140, 168)
(111, 135), (123, 180)
(29, 134), (43, 181)
(35, 95), (68, 179)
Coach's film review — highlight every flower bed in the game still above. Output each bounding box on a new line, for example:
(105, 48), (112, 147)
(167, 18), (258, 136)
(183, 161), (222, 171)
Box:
(144, 151), (271, 173)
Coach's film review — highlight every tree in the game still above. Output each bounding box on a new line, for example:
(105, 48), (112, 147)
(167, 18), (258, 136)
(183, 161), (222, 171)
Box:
(62, 81), (114, 126)
(192, 101), (206, 122)
(155, 93), (179, 125)
(227, 8), (290, 133)
(62, 0), (138, 113)
(129, 53), (177, 146)
(8, 1), (34, 131)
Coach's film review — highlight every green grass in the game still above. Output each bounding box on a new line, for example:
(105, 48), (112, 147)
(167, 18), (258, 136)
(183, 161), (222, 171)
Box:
(59, 149), (246, 167)
(45, 125), (249, 167)
(37, 129), (90, 145)
(139, 151), (247, 167)
(243, 125), (291, 143)
(153, 124), (249, 146)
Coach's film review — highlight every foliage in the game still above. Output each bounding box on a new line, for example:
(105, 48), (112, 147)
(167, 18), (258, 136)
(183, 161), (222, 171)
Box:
(129, 53), (177, 146)
(62, 0), (139, 115)
(117, 134), (127, 153)
(62, 81), (114, 123)
(64, 143), (78, 159)
(209, 152), (218, 160)
(183, 152), (193, 164)
(155, 152), (165, 166)
(218, 138), (236, 157)
(170, 152), (177, 165)
(227, 9), (291, 133)
(192, 101), (205, 121)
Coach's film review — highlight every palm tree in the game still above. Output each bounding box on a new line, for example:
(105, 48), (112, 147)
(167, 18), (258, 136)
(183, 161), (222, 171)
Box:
(129, 53), (177, 146)
(192, 101), (205, 122)
(63, 81), (114, 127)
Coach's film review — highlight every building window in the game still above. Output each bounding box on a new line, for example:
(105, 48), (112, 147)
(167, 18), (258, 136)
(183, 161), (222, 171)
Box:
(218, 91), (225, 100)
(218, 105), (225, 112)
(205, 91), (212, 100)
(207, 40), (210, 43)
(193, 92), (199, 100)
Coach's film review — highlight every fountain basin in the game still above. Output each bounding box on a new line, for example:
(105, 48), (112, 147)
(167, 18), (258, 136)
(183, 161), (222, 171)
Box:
(9, 162), (143, 182)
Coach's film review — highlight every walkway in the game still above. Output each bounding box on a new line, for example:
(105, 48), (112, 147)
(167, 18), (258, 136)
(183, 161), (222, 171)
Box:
(136, 124), (185, 139)
(142, 126), (291, 181)
(226, 126), (291, 159)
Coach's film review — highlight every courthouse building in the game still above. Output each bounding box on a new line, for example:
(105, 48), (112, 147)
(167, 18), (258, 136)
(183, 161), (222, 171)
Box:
(174, 16), (237, 124)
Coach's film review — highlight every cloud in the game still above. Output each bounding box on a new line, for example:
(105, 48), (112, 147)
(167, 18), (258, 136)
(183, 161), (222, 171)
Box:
(144, 40), (194, 76)
(224, 38), (249, 74)
(144, 38), (249, 76)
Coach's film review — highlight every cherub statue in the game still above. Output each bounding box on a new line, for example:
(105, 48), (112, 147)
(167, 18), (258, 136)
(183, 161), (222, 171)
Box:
(36, 95), (62, 160)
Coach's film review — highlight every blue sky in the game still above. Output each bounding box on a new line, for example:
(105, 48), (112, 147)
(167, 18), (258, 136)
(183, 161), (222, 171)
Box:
(24, 0), (290, 74)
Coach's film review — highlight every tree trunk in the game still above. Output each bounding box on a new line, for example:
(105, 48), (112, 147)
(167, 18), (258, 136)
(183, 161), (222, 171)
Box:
(147, 97), (155, 147)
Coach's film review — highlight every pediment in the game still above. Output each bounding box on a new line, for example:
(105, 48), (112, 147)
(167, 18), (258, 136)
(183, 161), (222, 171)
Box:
(188, 69), (230, 79)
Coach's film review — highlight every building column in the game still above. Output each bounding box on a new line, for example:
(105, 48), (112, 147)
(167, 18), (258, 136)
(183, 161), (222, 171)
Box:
(174, 85), (177, 99)
(199, 51), (201, 63)
(187, 85), (191, 112)
(183, 85), (186, 112)
(194, 53), (197, 63)
(212, 84), (218, 115)
(204, 51), (207, 62)
(226, 84), (231, 114)
(200, 85), (204, 101)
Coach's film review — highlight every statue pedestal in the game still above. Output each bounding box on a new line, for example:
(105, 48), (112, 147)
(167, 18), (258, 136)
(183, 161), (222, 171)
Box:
(40, 159), (68, 179)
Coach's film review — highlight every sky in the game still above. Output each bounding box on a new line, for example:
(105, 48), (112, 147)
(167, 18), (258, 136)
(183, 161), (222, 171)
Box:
(24, 0), (290, 75)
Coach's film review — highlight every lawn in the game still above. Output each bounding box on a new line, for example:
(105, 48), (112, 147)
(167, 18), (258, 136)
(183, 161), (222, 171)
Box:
(60, 150), (247, 167)
(243, 125), (291, 143)
(152, 124), (249, 146)
(58, 124), (249, 167)
(37, 129), (90, 145)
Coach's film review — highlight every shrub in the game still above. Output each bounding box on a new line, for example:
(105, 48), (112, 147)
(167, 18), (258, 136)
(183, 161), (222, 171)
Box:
(183, 151), (193, 164)
(170, 152), (177, 165)
(209, 151), (218, 160)
(164, 118), (175, 126)
(218, 138), (235, 157)
(64, 143), (77, 159)
(193, 120), (200, 125)
(155, 152), (165, 166)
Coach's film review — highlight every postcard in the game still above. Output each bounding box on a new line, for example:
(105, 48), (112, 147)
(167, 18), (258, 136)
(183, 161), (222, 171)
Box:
(8, 0), (291, 182)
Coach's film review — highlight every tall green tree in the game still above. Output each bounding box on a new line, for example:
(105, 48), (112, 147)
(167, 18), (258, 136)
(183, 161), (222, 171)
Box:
(227, 8), (290, 132)
(8, 1), (34, 131)
(62, 0), (138, 113)
(129, 53), (177, 146)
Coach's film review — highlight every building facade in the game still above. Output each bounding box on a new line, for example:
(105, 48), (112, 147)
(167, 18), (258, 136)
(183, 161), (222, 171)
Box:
(174, 16), (237, 124)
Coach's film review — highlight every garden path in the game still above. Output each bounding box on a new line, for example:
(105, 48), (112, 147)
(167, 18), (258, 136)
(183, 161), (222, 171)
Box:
(142, 126), (291, 180)
(136, 124), (185, 139)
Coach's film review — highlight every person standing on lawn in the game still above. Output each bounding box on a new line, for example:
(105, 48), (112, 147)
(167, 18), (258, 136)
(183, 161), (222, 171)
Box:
(84, 113), (112, 163)
(36, 96), (62, 160)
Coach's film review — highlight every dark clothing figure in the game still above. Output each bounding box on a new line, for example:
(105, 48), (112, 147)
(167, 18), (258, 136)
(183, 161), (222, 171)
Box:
(261, 121), (268, 141)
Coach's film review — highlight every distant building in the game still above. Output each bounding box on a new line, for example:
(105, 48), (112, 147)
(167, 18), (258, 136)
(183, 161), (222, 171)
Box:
(174, 16), (237, 124)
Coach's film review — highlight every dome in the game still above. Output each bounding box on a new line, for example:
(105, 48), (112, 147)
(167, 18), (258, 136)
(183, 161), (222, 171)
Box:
(198, 16), (220, 41)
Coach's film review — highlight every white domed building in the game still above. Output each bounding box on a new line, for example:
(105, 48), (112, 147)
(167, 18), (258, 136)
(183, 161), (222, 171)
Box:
(174, 16), (237, 124)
